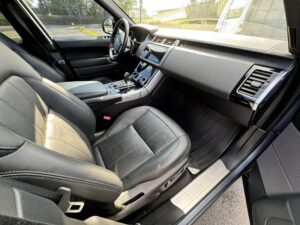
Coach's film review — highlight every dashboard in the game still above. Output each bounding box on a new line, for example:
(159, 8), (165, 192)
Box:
(129, 24), (158, 43)
(128, 25), (296, 126)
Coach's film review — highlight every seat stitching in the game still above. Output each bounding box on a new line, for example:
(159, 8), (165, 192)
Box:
(108, 126), (154, 168)
(134, 125), (175, 153)
(0, 172), (121, 192)
(114, 125), (154, 178)
(104, 108), (150, 139)
(122, 138), (182, 185)
(92, 107), (148, 147)
(148, 110), (178, 137)
(45, 137), (92, 159)
(99, 127), (140, 153)
(108, 147), (139, 169)
(42, 79), (91, 113)
(0, 171), (122, 191)
(0, 123), (116, 178)
(46, 117), (77, 136)
(18, 141), (118, 177)
(0, 146), (20, 150)
(45, 111), (92, 153)
(0, 142), (26, 153)
(131, 123), (154, 153)
(6, 80), (48, 119)
(153, 137), (178, 154)
(93, 146), (106, 168)
(132, 109), (177, 154)
(43, 109), (49, 146)
(25, 79), (91, 114)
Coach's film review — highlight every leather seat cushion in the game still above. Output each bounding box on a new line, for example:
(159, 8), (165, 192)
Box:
(44, 110), (94, 163)
(93, 106), (191, 189)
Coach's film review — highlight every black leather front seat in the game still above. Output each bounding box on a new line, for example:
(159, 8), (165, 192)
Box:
(0, 42), (190, 218)
(0, 33), (112, 84)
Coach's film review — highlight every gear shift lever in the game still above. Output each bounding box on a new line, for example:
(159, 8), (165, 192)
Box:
(124, 72), (131, 83)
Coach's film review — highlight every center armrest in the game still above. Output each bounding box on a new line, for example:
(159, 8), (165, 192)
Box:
(58, 81), (108, 100)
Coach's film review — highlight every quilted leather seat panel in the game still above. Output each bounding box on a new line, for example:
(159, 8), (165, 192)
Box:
(93, 106), (191, 189)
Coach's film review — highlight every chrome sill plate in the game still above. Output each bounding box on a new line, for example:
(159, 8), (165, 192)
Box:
(171, 160), (229, 214)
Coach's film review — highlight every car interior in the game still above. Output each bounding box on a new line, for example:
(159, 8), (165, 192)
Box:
(0, 0), (300, 225)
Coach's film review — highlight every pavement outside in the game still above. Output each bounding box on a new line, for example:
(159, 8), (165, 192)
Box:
(193, 178), (250, 225)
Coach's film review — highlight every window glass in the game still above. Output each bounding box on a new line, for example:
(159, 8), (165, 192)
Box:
(0, 12), (22, 41)
(25, 0), (112, 39)
(113, 0), (287, 41)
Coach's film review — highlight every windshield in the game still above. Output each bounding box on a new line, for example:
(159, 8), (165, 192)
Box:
(113, 0), (288, 41)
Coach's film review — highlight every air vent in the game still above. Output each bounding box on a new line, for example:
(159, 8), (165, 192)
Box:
(148, 34), (155, 41)
(153, 36), (164, 43)
(234, 65), (290, 111)
(179, 41), (188, 48)
(164, 38), (176, 46)
(238, 69), (273, 97)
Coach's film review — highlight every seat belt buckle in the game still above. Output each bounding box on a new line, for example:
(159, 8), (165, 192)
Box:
(57, 187), (84, 214)
(56, 59), (66, 65)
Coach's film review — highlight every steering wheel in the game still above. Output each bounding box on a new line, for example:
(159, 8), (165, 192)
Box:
(109, 18), (130, 61)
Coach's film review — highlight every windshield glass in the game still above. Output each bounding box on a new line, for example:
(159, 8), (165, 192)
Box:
(113, 0), (287, 41)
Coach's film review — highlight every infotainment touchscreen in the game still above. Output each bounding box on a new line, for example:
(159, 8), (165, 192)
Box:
(142, 43), (169, 64)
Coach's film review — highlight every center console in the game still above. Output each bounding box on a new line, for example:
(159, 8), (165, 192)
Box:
(59, 59), (162, 114)
(58, 42), (169, 128)
(105, 61), (158, 96)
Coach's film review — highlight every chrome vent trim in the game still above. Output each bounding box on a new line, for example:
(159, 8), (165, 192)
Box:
(152, 36), (179, 46)
(239, 69), (272, 97)
(153, 36), (164, 43)
(237, 65), (289, 111)
(164, 38), (176, 46)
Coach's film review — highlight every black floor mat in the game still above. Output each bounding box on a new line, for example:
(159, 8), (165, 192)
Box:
(170, 99), (241, 171)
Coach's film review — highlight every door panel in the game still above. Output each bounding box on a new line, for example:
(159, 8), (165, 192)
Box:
(55, 37), (121, 80)
(70, 57), (110, 68)
(23, 0), (121, 81)
(73, 61), (119, 79)
(246, 115), (300, 225)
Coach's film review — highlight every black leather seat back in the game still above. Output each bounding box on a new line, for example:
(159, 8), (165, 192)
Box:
(0, 33), (65, 82)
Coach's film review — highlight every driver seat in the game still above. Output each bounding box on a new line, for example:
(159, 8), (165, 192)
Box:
(0, 33), (113, 84)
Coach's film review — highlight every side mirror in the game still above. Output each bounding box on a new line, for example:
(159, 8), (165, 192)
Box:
(102, 17), (114, 35)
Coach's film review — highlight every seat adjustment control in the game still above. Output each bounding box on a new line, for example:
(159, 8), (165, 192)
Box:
(57, 187), (84, 214)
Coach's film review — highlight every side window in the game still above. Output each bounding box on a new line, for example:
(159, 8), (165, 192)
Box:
(25, 0), (112, 39)
(0, 12), (22, 42)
